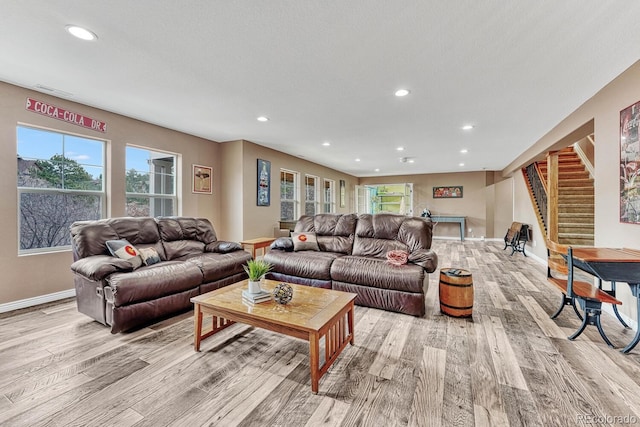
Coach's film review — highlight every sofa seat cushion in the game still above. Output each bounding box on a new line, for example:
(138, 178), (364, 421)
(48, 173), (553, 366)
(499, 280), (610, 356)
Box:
(185, 251), (252, 282)
(330, 256), (425, 293)
(106, 261), (203, 307)
(263, 250), (342, 280)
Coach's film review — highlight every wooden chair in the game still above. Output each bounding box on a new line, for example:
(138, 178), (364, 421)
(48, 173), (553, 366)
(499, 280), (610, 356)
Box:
(545, 239), (622, 347)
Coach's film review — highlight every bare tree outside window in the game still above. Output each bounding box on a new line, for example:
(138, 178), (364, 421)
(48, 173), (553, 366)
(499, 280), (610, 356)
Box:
(17, 126), (105, 252)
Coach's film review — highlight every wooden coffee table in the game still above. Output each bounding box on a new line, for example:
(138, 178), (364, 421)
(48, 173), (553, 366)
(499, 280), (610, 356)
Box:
(191, 279), (356, 393)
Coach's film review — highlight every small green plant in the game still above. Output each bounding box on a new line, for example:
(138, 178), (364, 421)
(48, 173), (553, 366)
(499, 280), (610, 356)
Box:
(243, 259), (273, 281)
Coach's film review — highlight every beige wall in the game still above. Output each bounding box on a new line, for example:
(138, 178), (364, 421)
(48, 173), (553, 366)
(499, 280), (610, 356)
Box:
(1, 82), (222, 304)
(359, 171), (494, 239)
(492, 177), (514, 242)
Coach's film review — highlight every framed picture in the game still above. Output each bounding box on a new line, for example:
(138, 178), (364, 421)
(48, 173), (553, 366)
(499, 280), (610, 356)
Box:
(433, 186), (463, 198)
(257, 159), (271, 206)
(192, 164), (212, 194)
(620, 100), (640, 223)
(340, 179), (346, 207)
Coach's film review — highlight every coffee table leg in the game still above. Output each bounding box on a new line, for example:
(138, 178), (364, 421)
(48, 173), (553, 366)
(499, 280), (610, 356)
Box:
(310, 331), (320, 394)
(194, 303), (203, 352)
(347, 303), (355, 345)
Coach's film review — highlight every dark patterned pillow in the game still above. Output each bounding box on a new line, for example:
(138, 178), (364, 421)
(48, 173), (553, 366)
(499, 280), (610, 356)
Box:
(105, 239), (142, 269)
(291, 232), (320, 251)
(138, 247), (162, 266)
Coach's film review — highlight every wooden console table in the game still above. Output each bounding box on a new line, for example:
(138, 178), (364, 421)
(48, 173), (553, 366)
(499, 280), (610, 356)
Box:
(430, 215), (466, 241)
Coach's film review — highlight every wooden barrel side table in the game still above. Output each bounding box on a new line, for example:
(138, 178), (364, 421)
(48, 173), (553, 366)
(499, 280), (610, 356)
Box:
(439, 268), (474, 318)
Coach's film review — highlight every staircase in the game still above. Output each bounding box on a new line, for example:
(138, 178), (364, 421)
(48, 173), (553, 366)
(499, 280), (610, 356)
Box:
(528, 147), (594, 246)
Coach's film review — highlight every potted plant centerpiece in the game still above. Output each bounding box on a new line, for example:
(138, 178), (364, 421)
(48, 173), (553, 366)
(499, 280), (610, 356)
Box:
(243, 259), (273, 294)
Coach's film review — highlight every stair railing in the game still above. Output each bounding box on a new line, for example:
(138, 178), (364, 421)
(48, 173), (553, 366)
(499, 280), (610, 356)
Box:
(524, 163), (548, 231)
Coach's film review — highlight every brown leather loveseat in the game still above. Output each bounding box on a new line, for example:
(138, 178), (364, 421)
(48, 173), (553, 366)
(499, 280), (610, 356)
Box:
(70, 216), (251, 333)
(264, 213), (438, 316)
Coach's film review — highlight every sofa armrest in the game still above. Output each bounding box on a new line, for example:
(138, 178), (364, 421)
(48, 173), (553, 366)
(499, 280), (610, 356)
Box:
(270, 237), (294, 251)
(70, 255), (134, 281)
(205, 240), (243, 253)
(408, 249), (438, 273)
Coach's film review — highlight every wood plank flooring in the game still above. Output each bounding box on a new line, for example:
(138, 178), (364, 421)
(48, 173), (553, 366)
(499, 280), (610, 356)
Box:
(1, 240), (639, 426)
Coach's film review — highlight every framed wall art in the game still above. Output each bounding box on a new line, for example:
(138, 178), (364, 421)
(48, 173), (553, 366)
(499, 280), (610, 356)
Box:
(257, 158), (271, 206)
(620, 100), (640, 223)
(192, 164), (212, 194)
(433, 186), (463, 199)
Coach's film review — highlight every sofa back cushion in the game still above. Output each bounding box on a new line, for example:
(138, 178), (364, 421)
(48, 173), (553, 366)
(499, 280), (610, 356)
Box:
(294, 213), (357, 254)
(71, 219), (119, 260)
(157, 217), (217, 260)
(352, 214), (433, 259)
(70, 217), (164, 260)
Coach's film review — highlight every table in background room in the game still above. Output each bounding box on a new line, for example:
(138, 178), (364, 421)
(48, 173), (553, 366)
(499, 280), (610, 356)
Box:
(430, 215), (466, 241)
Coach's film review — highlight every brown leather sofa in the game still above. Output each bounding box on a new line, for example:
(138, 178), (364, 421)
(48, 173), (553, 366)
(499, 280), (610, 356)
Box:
(70, 217), (251, 333)
(264, 213), (438, 316)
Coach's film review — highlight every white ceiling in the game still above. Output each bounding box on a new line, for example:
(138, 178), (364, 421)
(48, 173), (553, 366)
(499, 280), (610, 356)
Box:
(2, 1), (640, 177)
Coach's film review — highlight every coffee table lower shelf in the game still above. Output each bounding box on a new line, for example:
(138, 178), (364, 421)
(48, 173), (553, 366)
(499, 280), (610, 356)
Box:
(192, 281), (356, 394)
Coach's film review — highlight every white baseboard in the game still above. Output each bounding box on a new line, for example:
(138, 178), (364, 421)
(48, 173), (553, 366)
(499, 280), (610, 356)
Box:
(602, 302), (638, 332)
(0, 289), (76, 314)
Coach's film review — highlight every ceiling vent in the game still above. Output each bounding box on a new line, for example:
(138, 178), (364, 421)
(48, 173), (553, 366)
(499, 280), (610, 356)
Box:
(34, 84), (73, 98)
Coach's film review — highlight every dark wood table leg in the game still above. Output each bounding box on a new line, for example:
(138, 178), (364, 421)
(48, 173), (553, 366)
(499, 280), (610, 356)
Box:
(194, 303), (203, 352)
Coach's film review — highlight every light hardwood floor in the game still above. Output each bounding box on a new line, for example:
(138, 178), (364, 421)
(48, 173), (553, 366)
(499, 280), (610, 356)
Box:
(1, 241), (639, 427)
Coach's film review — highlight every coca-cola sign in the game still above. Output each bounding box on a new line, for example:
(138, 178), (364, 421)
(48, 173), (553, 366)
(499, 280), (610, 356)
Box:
(25, 98), (107, 133)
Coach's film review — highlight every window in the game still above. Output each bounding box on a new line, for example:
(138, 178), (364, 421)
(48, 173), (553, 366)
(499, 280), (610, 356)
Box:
(280, 169), (299, 220)
(323, 179), (336, 213)
(304, 174), (320, 216)
(125, 146), (177, 217)
(17, 125), (105, 253)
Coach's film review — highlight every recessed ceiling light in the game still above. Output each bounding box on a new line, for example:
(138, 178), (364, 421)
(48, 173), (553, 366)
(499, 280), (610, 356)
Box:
(374, 168), (380, 172)
(322, 142), (330, 146)
(462, 125), (474, 130)
(396, 147), (404, 151)
(355, 158), (361, 162)
(257, 116), (269, 122)
(408, 159), (415, 163)
(65, 25), (97, 41)
(460, 149), (468, 154)
(459, 162), (465, 166)
(395, 89), (410, 97)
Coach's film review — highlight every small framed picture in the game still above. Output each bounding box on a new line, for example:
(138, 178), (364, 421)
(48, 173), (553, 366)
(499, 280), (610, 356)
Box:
(433, 186), (463, 198)
(192, 164), (212, 194)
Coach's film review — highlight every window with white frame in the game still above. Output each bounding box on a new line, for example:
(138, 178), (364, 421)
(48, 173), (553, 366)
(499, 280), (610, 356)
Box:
(304, 174), (320, 216)
(323, 178), (336, 213)
(125, 146), (177, 217)
(17, 125), (105, 253)
(280, 169), (299, 220)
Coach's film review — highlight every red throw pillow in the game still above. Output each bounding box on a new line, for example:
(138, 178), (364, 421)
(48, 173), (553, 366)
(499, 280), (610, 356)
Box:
(387, 250), (409, 266)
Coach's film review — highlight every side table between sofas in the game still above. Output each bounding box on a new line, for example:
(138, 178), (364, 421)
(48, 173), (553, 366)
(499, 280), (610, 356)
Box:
(240, 237), (276, 259)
